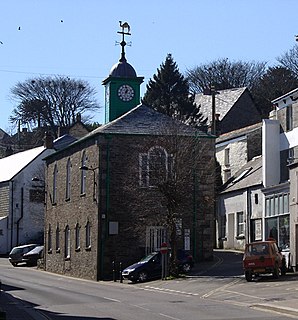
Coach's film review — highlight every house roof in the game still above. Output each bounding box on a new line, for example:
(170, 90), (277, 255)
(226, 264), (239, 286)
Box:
(0, 146), (46, 182)
(0, 134), (77, 182)
(43, 104), (213, 161)
(84, 103), (211, 138)
(220, 155), (263, 193)
(216, 122), (262, 144)
(195, 87), (247, 123)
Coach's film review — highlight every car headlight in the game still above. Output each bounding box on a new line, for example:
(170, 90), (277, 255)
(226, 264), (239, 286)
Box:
(123, 268), (135, 274)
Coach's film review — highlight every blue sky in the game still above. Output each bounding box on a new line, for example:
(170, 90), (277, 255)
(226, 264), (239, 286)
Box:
(0, 0), (297, 133)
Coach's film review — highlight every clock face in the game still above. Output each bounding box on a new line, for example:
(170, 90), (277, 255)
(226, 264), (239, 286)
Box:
(118, 84), (134, 102)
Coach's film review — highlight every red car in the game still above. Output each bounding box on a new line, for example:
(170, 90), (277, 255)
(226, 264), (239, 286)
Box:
(243, 240), (286, 281)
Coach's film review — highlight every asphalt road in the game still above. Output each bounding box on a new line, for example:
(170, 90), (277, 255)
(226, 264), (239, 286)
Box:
(0, 251), (297, 320)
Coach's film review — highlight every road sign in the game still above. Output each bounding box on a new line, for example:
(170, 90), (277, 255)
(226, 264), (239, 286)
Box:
(160, 242), (168, 254)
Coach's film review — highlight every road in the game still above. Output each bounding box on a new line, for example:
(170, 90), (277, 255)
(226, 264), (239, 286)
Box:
(0, 251), (297, 319)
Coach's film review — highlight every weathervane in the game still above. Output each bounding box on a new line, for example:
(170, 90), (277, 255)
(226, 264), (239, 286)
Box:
(116, 21), (132, 61)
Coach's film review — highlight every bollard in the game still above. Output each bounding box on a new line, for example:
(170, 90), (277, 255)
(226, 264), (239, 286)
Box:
(112, 261), (116, 282)
(119, 262), (123, 283)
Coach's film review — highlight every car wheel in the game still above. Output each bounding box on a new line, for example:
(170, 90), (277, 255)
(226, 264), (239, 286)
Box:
(11, 262), (17, 267)
(245, 270), (252, 282)
(138, 271), (148, 282)
(181, 263), (192, 273)
(273, 265), (280, 279)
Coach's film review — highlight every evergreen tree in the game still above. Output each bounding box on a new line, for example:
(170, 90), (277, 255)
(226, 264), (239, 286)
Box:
(143, 54), (207, 129)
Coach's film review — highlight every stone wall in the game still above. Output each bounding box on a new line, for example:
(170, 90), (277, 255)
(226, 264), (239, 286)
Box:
(44, 132), (215, 280)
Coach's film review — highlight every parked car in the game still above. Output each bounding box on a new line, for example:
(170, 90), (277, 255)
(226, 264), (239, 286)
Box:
(8, 244), (38, 266)
(22, 245), (44, 266)
(243, 240), (286, 282)
(122, 250), (194, 283)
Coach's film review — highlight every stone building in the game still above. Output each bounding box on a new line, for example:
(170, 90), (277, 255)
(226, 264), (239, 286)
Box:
(43, 24), (215, 281)
(195, 87), (261, 135)
(216, 122), (262, 183)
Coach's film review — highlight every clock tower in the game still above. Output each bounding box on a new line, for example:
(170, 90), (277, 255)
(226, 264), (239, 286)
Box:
(102, 22), (144, 123)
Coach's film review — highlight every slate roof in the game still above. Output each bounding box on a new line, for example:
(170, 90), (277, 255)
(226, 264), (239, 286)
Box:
(0, 146), (46, 182)
(84, 103), (211, 138)
(216, 122), (262, 144)
(220, 155), (263, 194)
(194, 87), (247, 123)
(0, 135), (77, 182)
(53, 134), (77, 150)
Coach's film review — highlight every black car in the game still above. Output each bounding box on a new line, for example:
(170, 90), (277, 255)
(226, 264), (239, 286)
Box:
(22, 245), (44, 266)
(8, 244), (38, 266)
(122, 250), (194, 283)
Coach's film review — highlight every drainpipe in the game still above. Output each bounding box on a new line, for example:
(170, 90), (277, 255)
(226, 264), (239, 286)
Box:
(10, 181), (14, 250)
(246, 188), (251, 243)
(16, 187), (24, 245)
(99, 134), (111, 280)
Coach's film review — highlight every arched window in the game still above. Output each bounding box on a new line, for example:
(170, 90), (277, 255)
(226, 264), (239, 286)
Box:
(56, 224), (60, 252)
(75, 223), (80, 251)
(65, 225), (70, 259)
(48, 224), (52, 253)
(80, 152), (87, 194)
(139, 146), (174, 187)
(66, 158), (71, 200)
(85, 221), (91, 249)
(52, 164), (58, 204)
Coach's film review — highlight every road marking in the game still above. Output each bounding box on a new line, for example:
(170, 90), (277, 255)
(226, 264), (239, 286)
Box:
(144, 286), (198, 296)
(201, 278), (241, 298)
(103, 297), (121, 303)
(131, 304), (150, 311)
(159, 313), (182, 320)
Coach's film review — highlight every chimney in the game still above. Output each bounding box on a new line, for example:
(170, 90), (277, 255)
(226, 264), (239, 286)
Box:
(76, 113), (82, 123)
(44, 131), (54, 149)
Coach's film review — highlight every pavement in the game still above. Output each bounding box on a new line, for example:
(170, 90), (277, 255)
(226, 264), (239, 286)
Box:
(0, 250), (298, 319)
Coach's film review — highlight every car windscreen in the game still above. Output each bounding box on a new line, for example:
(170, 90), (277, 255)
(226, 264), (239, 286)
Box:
(10, 248), (23, 255)
(247, 243), (269, 256)
(140, 253), (157, 262)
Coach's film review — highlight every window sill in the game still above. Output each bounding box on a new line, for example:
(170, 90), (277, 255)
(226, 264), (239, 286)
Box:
(80, 193), (86, 198)
(56, 248), (60, 253)
(75, 247), (81, 252)
(65, 257), (70, 261)
(85, 246), (91, 251)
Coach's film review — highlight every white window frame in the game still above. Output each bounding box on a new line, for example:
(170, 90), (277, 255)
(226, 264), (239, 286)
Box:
(236, 211), (245, 237)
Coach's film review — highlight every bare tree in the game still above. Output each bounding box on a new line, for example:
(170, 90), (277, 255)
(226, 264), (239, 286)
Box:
(121, 122), (215, 276)
(186, 58), (267, 93)
(10, 75), (100, 135)
(277, 44), (298, 78)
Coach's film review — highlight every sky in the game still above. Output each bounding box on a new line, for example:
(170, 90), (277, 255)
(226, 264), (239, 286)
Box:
(0, 0), (298, 134)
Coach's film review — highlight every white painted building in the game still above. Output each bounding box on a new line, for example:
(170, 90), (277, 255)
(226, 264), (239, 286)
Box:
(0, 134), (76, 254)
